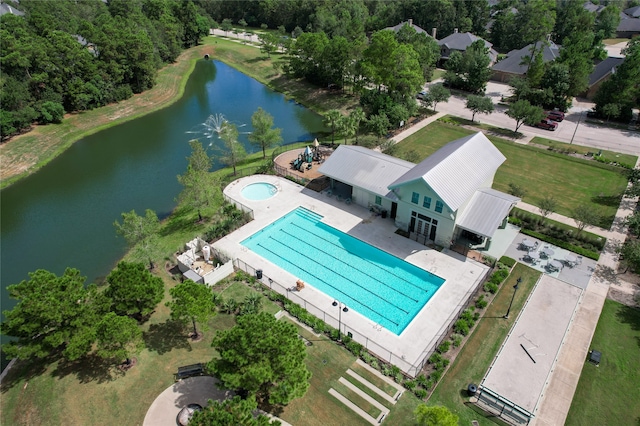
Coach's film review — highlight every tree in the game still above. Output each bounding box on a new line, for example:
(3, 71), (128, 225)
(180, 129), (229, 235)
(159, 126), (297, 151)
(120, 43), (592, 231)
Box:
(177, 140), (220, 222)
(595, 5), (621, 39)
(258, 32), (278, 58)
(114, 208), (160, 269)
(166, 280), (216, 339)
(538, 196), (557, 222)
(602, 103), (621, 122)
(415, 404), (459, 426)
(350, 107), (366, 144)
(573, 205), (600, 236)
(337, 115), (356, 145)
(465, 95), (494, 122)
(219, 122), (247, 176)
(190, 395), (279, 425)
(324, 109), (342, 144)
(94, 312), (144, 366)
(1, 268), (105, 360)
(239, 18), (248, 41)
(444, 40), (492, 93)
(618, 239), (640, 273)
(248, 107), (283, 158)
(210, 312), (311, 407)
(105, 261), (164, 321)
(624, 211), (640, 236)
(426, 84), (451, 112)
(505, 100), (545, 133)
(367, 113), (390, 141)
(221, 18), (232, 37)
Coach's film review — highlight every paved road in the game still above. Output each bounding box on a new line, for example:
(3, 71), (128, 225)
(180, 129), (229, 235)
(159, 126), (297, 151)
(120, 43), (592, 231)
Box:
(426, 80), (640, 156)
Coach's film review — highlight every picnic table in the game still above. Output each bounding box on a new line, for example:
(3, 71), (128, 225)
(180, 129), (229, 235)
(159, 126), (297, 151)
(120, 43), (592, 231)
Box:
(521, 239), (536, 250)
(540, 247), (555, 258)
(565, 254), (578, 267)
(548, 260), (563, 272)
(175, 363), (204, 381)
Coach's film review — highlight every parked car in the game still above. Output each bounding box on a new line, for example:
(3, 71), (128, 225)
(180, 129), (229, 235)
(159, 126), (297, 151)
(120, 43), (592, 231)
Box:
(535, 119), (558, 131)
(417, 91), (428, 100)
(586, 109), (598, 118)
(546, 110), (565, 122)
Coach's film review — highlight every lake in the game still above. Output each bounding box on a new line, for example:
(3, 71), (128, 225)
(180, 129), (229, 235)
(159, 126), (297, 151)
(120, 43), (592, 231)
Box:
(0, 60), (327, 365)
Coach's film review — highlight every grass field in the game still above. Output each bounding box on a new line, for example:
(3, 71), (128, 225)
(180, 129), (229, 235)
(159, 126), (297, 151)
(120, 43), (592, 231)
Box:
(531, 137), (637, 168)
(566, 300), (640, 425)
(428, 264), (542, 425)
(393, 121), (628, 228)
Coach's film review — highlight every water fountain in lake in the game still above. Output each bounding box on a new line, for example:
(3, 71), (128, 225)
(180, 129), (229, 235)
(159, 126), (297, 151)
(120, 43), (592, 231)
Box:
(187, 113), (249, 147)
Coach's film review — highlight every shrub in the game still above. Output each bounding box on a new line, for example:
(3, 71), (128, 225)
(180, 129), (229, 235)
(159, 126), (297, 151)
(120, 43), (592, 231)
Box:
(430, 369), (443, 382)
(490, 269), (509, 284)
(484, 282), (498, 294)
(475, 295), (488, 310)
(404, 379), (417, 391)
(451, 334), (464, 347)
(437, 340), (451, 354)
(345, 340), (363, 357)
(454, 319), (470, 336)
(370, 360), (379, 371)
(361, 352), (375, 364)
(381, 364), (392, 376)
(460, 309), (474, 323)
(415, 388), (427, 399)
(416, 374), (428, 387)
(428, 353), (443, 365)
(394, 372), (404, 383)
(329, 328), (340, 341)
(499, 256), (516, 268)
(390, 365), (401, 376)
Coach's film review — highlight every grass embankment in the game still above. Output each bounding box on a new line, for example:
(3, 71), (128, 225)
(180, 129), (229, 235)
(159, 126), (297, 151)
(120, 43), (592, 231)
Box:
(566, 300), (640, 425)
(0, 44), (211, 189)
(531, 137), (638, 168)
(393, 120), (628, 229)
(428, 264), (541, 425)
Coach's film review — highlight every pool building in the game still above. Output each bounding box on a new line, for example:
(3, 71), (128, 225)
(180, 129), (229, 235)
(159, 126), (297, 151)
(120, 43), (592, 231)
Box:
(213, 132), (515, 376)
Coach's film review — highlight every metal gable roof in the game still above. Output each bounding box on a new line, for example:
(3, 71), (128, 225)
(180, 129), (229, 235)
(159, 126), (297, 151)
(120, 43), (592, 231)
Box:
(456, 188), (520, 238)
(318, 145), (415, 197)
(388, 132), (506, 211)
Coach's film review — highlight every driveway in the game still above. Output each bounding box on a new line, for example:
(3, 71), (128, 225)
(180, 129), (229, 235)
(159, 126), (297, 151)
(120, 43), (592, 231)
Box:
(425, 80), (640, 156)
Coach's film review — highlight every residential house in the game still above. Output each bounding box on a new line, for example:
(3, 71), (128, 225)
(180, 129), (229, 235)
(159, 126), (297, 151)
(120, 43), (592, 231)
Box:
(491, 41), (561, 83)
(0, 2), (24, 16)
(318, 132), (519, 248)
(617, 17), (640, 38)
(624, 5), (640, 18)
(384, 19), (435, 38)
(437, 30), (499, 65)
(581, 57), (625, 99)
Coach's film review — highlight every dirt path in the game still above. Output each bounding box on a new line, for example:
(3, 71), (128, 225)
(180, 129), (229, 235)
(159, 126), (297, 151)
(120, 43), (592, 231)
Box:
(0, 44), (211, 186)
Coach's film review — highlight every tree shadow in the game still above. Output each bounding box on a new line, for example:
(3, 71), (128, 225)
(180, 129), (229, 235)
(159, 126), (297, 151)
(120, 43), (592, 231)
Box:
(51, 354), (116, 384)
(0, 355), (50, 392)
(592, 193), (623, 208)
(616, 304), (640, 334)
(159, 209), (203, 237)
(594, 265), (620, 285)
(144, 319), (193, 355)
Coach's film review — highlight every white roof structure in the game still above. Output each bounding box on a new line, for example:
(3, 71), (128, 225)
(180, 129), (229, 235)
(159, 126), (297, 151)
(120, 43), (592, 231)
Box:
(318, 145), (414, 199)
(388, 132), (506, 211)
(456, 188), (520, 237)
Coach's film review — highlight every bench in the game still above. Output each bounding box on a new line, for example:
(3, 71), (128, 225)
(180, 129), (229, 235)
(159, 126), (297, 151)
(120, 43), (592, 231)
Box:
(175, 363), (204, 381)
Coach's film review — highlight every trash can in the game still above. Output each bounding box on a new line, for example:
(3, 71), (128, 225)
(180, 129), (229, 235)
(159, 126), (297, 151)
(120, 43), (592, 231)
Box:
(256, 270), (263, 279)
(467, 383), (477, 396)
(381, 210), (387, 219)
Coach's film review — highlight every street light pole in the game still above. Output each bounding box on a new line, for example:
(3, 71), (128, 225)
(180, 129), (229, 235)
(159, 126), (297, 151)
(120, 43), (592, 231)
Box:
(504, 277), (522, 319)
(332, 300), (348, 341)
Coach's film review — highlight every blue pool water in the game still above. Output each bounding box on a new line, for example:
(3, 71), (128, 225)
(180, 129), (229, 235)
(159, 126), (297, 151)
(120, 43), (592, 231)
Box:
(241, 182), (278, 201)
(241, 207), (445, 334)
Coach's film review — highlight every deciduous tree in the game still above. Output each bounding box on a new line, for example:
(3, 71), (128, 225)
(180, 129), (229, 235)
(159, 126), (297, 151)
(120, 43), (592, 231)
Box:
(177, 140), (220, 222)
(248, 107), (283, 158)
(166, 280), (216, 339)
(219, 122), (247, 176)
(425, 84), (451, 112)
(210, 312), (311, 407)
(573, 205), (600, 236)
(505, 100), (545, 132)
(415, 404), (458, 426)
(465, 95), (494, 122)
(538, 196), (557, 222)
(114, 208), (161, 269)
(105, 261), (164, 321)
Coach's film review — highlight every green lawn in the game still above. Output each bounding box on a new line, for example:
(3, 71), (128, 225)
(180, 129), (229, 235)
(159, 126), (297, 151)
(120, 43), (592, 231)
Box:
(566, 300), (640, 425)
(393, 121), (628, 228)
(428, 264), (541, 425)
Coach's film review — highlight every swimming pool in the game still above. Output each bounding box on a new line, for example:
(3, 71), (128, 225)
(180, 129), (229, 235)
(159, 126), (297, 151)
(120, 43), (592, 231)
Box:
(241, 182), (278, 201)
(241, 207), (445, 334)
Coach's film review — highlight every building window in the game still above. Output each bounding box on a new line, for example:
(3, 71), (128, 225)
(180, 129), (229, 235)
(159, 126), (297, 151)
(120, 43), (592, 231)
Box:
(423, 196), (431, 209)
(375, 195), (382, 205)
(411, 192), (419, 204)
(435, 200), (443, 213)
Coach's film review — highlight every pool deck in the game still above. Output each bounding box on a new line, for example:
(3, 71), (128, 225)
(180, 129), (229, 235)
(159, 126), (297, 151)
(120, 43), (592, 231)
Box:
(215, 175), (490, 376)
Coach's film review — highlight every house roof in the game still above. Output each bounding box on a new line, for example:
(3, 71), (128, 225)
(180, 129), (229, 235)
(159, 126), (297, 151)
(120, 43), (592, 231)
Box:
(384, 19), (430, 36)
(624, 5), (640, 18)
(583, 2), (605, 14)
(317, 145), (414, 199)
(437, 31), (498, 62)
(492, 41), (561, 75)
(388, 132), (506, 211)
(0, 3), (24, 16)
(588, 57), (625, 86)
(617, 17), (640, 32)
(456, 188), (520, 238)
